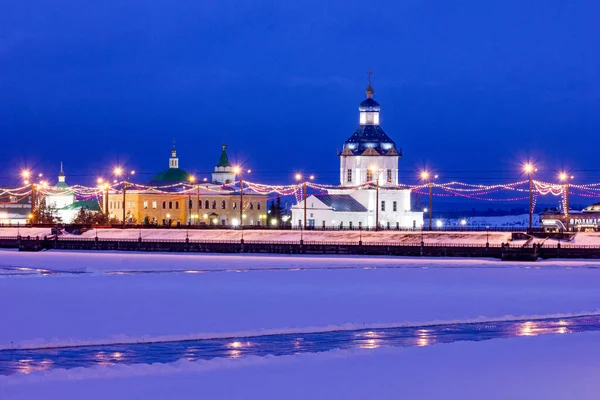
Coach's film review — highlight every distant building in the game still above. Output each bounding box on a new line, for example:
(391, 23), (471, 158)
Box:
(107, 145), (266, 226)
(292, 75), (423, 229)
(212, 145), (236, 184)
(45, 163), (76, 222)
(541, 202), (600, 232)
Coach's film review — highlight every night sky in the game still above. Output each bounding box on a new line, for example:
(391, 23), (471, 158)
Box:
(1, 0), (599, 187)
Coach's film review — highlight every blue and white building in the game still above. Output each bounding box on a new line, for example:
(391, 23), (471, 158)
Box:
(292, 77), (423, 229)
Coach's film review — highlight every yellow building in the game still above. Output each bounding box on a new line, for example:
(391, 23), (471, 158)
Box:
(107, 146), (267, 226)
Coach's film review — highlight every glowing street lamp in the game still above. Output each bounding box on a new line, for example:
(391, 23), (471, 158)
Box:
(233, 166), (250, 228)
(295, 173), (315, 229)
(114, 167), (135, 227)
(189, 175), (200, 226)
(523, 162), (537, 231)
(420, 171), (438, 230)
(368, 166), (386, 230)
(559, 172), (574, 231)
(97, 178), (110, 215)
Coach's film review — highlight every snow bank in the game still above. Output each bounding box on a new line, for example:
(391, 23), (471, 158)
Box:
(442, 213), (540, 228)
(72, 228), (512, 244)
(0, 228), (52, 238)
(2, 257), (600, 350)
(3, 331), (600, 400)
(4, 250), (600, 274)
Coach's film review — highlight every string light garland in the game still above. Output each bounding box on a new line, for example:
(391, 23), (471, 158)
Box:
(2, 179), (599, 207)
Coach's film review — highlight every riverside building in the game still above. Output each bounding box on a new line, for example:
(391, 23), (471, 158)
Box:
(107, 145), (266, 226)
(291, 75), (424, 229)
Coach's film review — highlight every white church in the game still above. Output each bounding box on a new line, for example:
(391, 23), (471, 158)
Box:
(291, 77), (424, 229)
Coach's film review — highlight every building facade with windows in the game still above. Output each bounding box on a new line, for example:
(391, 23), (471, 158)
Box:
(291, 77), (423, 229)
(107, 146), (266, 226)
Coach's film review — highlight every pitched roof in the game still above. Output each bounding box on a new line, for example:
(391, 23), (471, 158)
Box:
(315, 194), (367, 212)
(342, 125), (402, 156)
(150, 168), (191, 183)
(361, 147), (380, 156)
(217, 145), (231, 168)
(59, 199), (101, 211)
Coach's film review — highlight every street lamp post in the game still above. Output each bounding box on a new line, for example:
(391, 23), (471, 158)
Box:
(420, 171), (438, 231)
(523, 163), (536, 232)
(114, 168), (135, 228)
(233, 167), (251, 228)
(368, 167), (385, 231)
(97, 178), (110, 219)
(188, 176), (197, 225)
(559, 172), (574, 232)
(295, 173), (315, 230)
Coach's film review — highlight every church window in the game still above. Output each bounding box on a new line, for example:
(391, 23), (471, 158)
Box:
(212, 200), (216, 209)
(198, 200), (202, 209)
(366, 170), (373, 182)
(347, 169), (352, 183)
(205, 200), (210, 209)
(221, 200), (226, 209)
(152, 201), (157, 209)
(381, 201), (385, 212)
(169, 201), (173, 209)
(393, 201), (397, 212)
(387, 170), (392, 183)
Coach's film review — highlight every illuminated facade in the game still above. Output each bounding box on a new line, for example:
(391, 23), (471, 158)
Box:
(107, 146), (266, 226)
(292, 75), (423, 229)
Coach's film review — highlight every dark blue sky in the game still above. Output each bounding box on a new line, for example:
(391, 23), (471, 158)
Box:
(1, 0), (599, 186)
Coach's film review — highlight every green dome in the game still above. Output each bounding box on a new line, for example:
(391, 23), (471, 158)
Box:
(151, 168), (191, 182)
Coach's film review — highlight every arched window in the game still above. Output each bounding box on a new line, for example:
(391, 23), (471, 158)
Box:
(212, 200), (216, 209)
(199, 200), (203, 209)
(169, 201), (173, 209)
(233, 202), (237, 210)
(249, 202), (254, 210)
(257, 202), (261, 210)
(188, 200), (193, 209)
(205, 200), (209, 209)
(175, 201), (179, 209)
(162, 201), (166, 209)
(221, 200), (226, 209)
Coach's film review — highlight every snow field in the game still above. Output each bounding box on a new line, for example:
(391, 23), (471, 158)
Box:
(3, 331), (600, 399)
(2, 254), (600, 349)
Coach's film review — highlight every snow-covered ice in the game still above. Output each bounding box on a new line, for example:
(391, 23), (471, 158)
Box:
(2, 250), (600, 349)
(2, 331), (600, 399)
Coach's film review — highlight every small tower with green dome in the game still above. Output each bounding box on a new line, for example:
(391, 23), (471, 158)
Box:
(212, 145), (235, 184)
(150, 143), (192, 184)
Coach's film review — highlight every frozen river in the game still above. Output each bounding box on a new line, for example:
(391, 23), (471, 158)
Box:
(1, 314), (595, 376)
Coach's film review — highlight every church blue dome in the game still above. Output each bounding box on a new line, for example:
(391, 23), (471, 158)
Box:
(358, 98), (380, 112)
